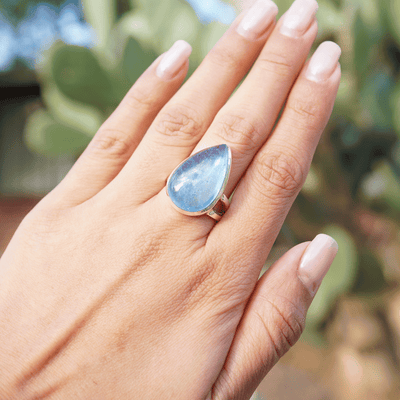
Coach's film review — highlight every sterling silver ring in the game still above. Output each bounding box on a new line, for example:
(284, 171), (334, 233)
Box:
(166, 144), (232, 221)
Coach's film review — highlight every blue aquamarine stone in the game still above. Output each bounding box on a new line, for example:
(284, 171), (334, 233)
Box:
(167, 144), (231, 214)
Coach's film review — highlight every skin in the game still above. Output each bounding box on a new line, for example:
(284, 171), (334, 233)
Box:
(0, 8), (340, 400)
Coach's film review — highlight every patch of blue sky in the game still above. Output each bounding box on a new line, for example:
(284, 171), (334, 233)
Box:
(186, 0), (236, 24)
(0, 0), (235, 72)
(57, 4), (95, 46)
(0, 17), (17, 71)
(17, 5), (58, 65)
(0, 2), (94, 71)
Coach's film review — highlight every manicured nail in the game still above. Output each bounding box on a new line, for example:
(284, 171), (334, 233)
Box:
(280, 0), (318, 38)
(156, 40), (192, 80)
(236, 0), (278, 41)
(298, 234), (338, 296)
(306, 41), (341, 82)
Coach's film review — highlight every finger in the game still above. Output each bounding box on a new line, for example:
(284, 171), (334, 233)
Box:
(49, 41), (191, 207)
(209, 236), (338, 400)
(109, 0), (279, 204)
(209, 42), (341, 278)
(195, 0), (318, 197)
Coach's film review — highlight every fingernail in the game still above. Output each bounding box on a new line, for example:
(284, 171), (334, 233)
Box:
(298, 234), (338, 296)
(156, 40), (192, 80)
(305, 41), (341, 82)
(280, 0), (318, 38)
(236, 0), (278, 41)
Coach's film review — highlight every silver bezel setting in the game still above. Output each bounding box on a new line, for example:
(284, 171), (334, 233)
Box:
(166, 144), (232, 217)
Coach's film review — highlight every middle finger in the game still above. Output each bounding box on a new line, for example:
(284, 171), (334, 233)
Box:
(194, 0), (319, 197)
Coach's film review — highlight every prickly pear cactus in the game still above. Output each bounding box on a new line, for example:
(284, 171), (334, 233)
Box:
(24, 0), (230, 157)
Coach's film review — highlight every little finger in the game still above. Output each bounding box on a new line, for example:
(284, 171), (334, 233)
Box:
(208, 235), (338, 400)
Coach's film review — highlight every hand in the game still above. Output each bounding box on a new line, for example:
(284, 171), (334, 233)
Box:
(0, 0), (340, 399)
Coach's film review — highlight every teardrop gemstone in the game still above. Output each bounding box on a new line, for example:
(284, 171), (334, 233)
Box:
(167, 144), (231, 214)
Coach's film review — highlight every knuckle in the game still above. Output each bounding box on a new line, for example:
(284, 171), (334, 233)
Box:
(89, 128), (132, 159)
(286, 97), (322, 130)
(207, 45), (239, 72)
(180, 264), (216, 306)
(169, 254), (220, 312)
(19, 207), (71, 247)
(153, 104), (203, 144)
(187, 251), (249, 312)
(253, 150), (306, 201)
(257, 50), (294, 78)
(213, 113), (262, 156)
(124, 85), (156, 111)
(257, 297), (305, 359)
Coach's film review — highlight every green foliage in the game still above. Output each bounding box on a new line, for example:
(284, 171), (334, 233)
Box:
(388, 0), (400, 47)
(42, 83), (103, 135)
(81, 0), (116, 50)
(391, 82), (400, 138)
(25, 109), (90, 156)
(51, 45), (117, 109)
(352, 249), (386, 293)
(123, 37), (158, 84)
(360, 73), (394, 132)
(361, 161), (400, 214)
(0, 0), (64, 23)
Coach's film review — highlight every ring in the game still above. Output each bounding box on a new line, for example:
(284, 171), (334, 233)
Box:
(167, 144), (232, 221)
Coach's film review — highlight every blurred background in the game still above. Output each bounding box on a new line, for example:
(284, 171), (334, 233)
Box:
(1, 0), (400, 398)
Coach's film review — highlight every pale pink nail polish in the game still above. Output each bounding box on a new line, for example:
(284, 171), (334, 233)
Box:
(156, 40), (192, 80)
(280, 0), (318, 38)
(306, 41), (341, 82)
(298, 234), (338, 296)
(236, 0), (278, 41)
